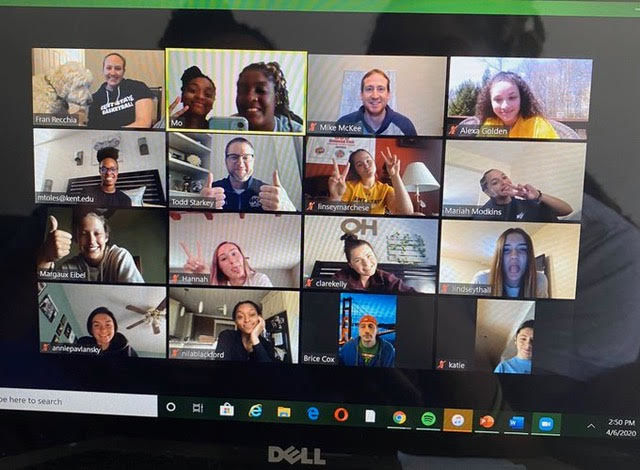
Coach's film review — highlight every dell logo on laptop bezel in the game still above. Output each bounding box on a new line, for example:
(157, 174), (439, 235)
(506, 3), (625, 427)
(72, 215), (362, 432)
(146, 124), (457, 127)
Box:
(267, 446), (327, 465)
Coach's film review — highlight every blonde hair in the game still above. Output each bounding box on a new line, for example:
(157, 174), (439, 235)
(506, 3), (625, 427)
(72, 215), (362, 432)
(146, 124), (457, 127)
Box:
(210, 241), (255, 285)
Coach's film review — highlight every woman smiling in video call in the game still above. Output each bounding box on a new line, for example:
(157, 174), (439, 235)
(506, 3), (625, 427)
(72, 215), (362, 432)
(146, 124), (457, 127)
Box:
(215, 300), (275, 362)
(332, 234), (416, 293)
(328, 147), (414, 215)
(180, 240), (273, 287)
(234, 61), (303, 132)
(470, 71), (560, 139)
(167, 65), (216, 129)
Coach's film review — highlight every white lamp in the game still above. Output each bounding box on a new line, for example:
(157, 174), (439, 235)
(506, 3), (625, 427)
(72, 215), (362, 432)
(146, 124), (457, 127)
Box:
(402, 162), (441, 210)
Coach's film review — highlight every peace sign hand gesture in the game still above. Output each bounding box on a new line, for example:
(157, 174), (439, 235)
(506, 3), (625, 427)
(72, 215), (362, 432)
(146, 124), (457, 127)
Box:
(168, 96), (189, 119)
(328, 157), (350, 201)
(381, 146), (400, 178)
(180, 241), (207, 273)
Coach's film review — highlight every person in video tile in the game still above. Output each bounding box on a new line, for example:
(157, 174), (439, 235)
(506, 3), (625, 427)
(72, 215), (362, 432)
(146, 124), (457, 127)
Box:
(234, 61), (303, 132)
(333, 234), (415, 293)
(215, 300), (275, 362)
(79, 147), (132, 207)
(199, 137), (295, 211)
(472, 228), (548, 298)
(88, 52), (154, 129)
(181, 241), (272, 287)
(476, 169), (572, 221)
(168, 65), (216, 129)
(328, 148), (413, 215)
(494, 320), (534, 374)
(37, 209), (144, 283)
(76, 307), (138, 357)
(338, 314), (395, 367)
(336, 69), (417, 136)
(472, 71), (559, 138)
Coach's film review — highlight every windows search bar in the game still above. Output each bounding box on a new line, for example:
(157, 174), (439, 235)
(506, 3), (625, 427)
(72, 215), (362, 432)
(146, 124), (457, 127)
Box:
(0, 387), (157, 417)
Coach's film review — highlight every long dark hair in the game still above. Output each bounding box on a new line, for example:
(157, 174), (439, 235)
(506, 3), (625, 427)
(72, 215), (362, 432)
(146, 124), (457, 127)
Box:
(476, 71), (545, 123)
(489, 228), (537, 297)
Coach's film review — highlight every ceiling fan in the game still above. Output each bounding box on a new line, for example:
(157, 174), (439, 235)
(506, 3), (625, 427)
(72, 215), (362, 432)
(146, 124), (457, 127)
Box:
(125, 297), (167, 335)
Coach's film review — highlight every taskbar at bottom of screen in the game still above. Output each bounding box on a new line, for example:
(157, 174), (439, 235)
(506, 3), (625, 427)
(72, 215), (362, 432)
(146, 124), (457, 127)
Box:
(158, 395), (639, 440)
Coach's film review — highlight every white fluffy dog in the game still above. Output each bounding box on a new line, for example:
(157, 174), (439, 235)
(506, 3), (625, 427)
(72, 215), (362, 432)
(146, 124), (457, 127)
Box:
(32, 62), (93, 114)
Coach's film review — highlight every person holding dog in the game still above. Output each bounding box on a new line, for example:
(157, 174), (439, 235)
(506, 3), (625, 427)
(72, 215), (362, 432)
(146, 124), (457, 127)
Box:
(88, 52), (154, 129)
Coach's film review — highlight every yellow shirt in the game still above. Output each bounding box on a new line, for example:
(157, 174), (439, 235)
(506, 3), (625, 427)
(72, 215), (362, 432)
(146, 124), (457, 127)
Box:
(342, 180), (393, 215)
(483, 116), (559, 139)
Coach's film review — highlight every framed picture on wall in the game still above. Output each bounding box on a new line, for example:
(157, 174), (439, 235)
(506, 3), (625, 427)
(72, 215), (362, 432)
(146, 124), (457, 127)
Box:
(39, 294), (58, 323)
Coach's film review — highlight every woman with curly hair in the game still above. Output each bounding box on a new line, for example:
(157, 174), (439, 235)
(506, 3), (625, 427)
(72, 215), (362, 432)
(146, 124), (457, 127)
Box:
(472, 227), (549, 298)
(473, 71), (559, 139)
(235, 61), (303, 132)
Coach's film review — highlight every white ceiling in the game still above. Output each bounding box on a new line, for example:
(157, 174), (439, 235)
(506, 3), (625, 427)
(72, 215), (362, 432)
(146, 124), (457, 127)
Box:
(170, 287), (268, 318)
(62, 284), (166, 355)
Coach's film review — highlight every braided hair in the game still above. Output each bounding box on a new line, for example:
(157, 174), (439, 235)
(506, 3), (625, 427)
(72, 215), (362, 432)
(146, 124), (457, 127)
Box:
(239, 61), (303, 129)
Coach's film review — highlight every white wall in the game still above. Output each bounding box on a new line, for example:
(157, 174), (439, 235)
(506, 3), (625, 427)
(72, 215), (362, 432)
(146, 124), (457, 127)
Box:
(169, 212), (301, 288)
(531, 223), (581, 299)
(443, 141), (586, 220)
(475, 299), (535, 368)
(208, 134), (302, 210)
(308, 54), (447, 135)
(34, 129), (166, 194)
(303, 215), (439, 276)
(439, 220), (580, 299)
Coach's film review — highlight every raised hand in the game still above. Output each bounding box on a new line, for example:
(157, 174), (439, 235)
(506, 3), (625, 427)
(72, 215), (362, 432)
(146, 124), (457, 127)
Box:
(512, 183), (540, 200)
(38, 215), (72, 268)
(250, 316), (266, 345)
(381, 146), (400, 177)
(200, 172), (226, 209)
(259, 170), (293, 211)
(180, 240), (207, 273)
(328, 157), (350, 201)
(168, 96), (189, 119)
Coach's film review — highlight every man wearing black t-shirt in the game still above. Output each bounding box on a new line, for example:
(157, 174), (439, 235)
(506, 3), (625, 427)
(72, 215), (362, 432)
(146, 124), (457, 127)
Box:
(88, 52), (154, 129)
(475, 169), (573, 222)
(80, 147), (132, 207)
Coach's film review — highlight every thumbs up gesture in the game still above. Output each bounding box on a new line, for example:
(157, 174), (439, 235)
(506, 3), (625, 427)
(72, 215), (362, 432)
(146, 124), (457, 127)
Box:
(259, 170), (295, 211)
(37, 215), (73, 269)
(200, 172), (226, 209)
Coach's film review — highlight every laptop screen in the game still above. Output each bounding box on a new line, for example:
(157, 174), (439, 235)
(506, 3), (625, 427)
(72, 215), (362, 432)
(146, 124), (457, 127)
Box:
(1, 1), (639, 464)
